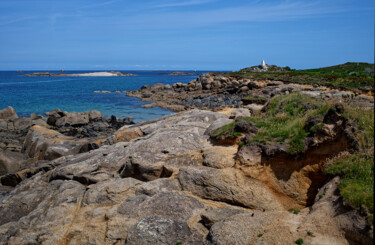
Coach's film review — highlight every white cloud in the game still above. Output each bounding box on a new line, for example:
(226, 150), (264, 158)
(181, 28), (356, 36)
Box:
(118, 0), (364, 29)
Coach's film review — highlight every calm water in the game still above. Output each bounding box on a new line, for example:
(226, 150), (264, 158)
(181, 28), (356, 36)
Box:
(0, 71), (208, 122)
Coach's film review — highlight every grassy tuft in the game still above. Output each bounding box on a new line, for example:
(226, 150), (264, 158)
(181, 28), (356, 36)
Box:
(343, 106), (374, 149)
(243, 93), (328, 154)
(325, 152), (374, 221)
(211, 122), (241, 139)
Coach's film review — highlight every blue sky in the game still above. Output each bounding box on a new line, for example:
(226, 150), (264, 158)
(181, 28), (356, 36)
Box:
(0, 0), (373, 70)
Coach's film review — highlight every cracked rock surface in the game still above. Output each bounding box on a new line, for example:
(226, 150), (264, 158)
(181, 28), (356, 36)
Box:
(0, 109), (372, 244)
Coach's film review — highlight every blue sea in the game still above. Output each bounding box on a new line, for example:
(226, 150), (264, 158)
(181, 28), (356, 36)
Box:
(0, 71), (209, 122)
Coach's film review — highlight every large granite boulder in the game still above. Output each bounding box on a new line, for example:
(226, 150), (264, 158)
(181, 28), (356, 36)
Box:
(55, 112), (90, 127)
(0, 106), (18, 120)
(0, 150), (27, 175)
(125, 215), (203, 245)
(23, 125), (95, 163)
(178, 166), (284, 210)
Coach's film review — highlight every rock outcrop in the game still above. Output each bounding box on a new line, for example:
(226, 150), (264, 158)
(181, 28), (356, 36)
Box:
(0, 109), (371, 244)
(0, 107), (134, 154)
(0, 107), (135, 177)
(0, 150), (26, 176)
(126, 73), (374, 112)
(0, 106), (18, 120)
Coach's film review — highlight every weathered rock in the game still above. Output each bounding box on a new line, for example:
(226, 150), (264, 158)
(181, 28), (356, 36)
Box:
(119, 152), (169, 181)
(0, 106), (18, 120)
(125, 215), (203, 245)
(0, 108), (371, 244)
(202, 146), (237, 168)
(119, 192), (205, 222)
(86, 110), (103, 121)
(208, 211), (298, 245)
(23, 125), (93, 163)
(0, 149), (27, 175)
(115, 126), (144, 143)
(178, 166), (283, 210)
(13, 118), (32, 131)
(234, 119), (257, 134)
(309, 177), (374, 245)
(83, 178), (142, 205)
(134, 178), (181, 196)
(204, 118), (233, 136)
(201, 208), (244, 229)
(229, 108), (251, 119)
(55, 112), (90, 127)
(46, 109), (66, 125)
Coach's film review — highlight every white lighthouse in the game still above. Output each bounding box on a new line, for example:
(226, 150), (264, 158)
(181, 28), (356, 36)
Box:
(261, 60), (267, 69)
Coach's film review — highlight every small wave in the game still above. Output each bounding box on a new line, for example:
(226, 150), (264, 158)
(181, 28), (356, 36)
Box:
(0, 78), (76, 86)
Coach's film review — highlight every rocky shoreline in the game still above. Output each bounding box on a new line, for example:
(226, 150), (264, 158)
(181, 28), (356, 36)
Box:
(127, 73), (374, 112)
(0, 106), (134, 177)
(0, 98), (373, 244)
(0, 71), (373, 244)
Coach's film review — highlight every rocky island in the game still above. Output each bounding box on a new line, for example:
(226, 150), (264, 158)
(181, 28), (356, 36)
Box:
(0, 62), (373, 244)
(23, 71), (136, 77)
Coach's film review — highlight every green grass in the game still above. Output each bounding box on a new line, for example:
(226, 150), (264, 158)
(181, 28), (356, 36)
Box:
(216, 62), (374, 91)
(243, 93), (329, 154)
(288, 208), (301, 215)
(213, 91), (374, 225)
(343, 106), (374, 149)
(325, 153), (374, 223)
(211, 121), (241, 139)
(324, 104), (374, 225)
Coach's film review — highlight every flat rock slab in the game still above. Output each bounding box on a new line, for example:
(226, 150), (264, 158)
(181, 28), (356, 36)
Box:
(178, 166), (283, 210)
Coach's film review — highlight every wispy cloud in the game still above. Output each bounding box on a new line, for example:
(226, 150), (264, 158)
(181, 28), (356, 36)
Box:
(119, 0), (357, 29)
(0, 16), (36, 26)
(76, 0), (122, 10)
(155, 0), (216, 8)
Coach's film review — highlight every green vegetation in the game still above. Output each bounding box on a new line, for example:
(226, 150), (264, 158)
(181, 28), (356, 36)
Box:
(325, 102), (374, 224)
(244, 93), (329, 154)
(295, 238), (304, 245)
(213, 93), (334, 154)
(288, 208), (301, 215)
(343, 105), (374, 150)
(257, 234), (263, 238)
(211, 121), (242, 139)
(217, 62), (374, 91)
(318, 194), (324, 200)
(213, 91), (374, 223)
(325, 153), (374, 224)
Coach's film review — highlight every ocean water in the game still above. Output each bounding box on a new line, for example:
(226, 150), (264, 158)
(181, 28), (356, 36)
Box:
(0, 71), (207, 122)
